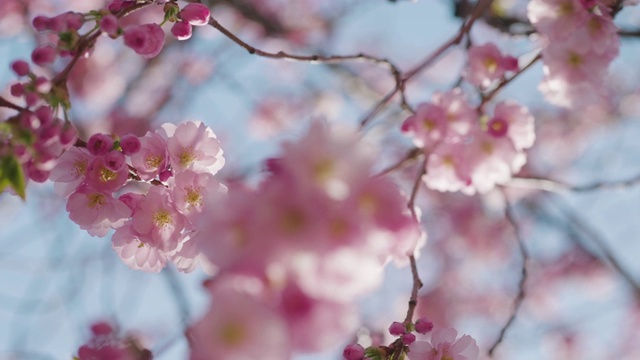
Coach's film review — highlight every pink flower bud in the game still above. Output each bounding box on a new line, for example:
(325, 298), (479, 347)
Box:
(25, 93), (40, 108)
(90, 322), (114, 336)
(342, 344), (365, 360)
(487, 118), (509, 138)
(62, 12), (84, 31)
(35, 77), (52, 93)
(414, 317), (434, 334)
(60, 124), (77, 147)
(502, 56), (519, 72)
(49, 14), (68, 32)
(20, 113), (39, 130)
(123, 24), (165, 59)
(401, 333), (416, 345)
(119, 134), (141, 155)
(35, 106), (53, 126)
(32, 16), (51, 32)
(87, 133), (115, 156)
(171, 21), (192, 41)
(11, 60), (30, 77)
(38, 122), (61, 143)
(389, 321), (406, 336)
(28, 162), (50, 183)
(10, 83), (24, 97)
(180, 3), (210, 26)
(31, 46), (57, 66)
(105, 150), (126, 171)
(158, 169), (172, 182)
(99, 14), (119, 37)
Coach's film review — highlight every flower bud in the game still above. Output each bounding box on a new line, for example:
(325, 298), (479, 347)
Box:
(180, 3), (210, 26)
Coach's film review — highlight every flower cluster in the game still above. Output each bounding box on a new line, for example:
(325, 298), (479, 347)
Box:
(528, 0), (620, 107)
(75, 321), (151, 360)
(402, 89), (535, 194)
(51, 121), (225, 273)
(343, 318), (477, 360)
(188, 120), (425, 358)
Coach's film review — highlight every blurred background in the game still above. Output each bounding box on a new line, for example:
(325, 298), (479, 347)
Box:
(2, 0), (640, 359)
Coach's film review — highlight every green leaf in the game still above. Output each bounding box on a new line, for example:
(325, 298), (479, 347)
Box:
(0, 155), (26, 200)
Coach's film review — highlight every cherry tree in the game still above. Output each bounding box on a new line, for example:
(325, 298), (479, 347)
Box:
(1, 0), (640, 359)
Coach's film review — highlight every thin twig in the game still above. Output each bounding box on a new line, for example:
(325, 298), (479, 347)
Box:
(507, 174), (640, 193)
(480, 52), (542, 109)
(376, 147), (422, 177)
(548, 197), (640, 296)
(489, 188), (529, 356)
(0, 96), (27, 113)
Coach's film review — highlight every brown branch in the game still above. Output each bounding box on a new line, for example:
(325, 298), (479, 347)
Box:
(0, 96), (27, 113)
(376, 147), (422, 177)
(488, 188), (529, 356)
(507, 174), (640, 193)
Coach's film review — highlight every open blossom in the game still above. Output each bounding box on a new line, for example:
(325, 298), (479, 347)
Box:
(123, 23), (165, 58)
(189, 286), (291, 360)
(66, 185), (131, 237)
(129, 131), (168, 181)
(161, 121), (225, 175)
(112, 223), (167, 272)
(464, 43), (518, 88)
(408, 328), (479, 360)
(85, 155), (130, 193)
(49, 147), (91, 197)
(131, 186), (186, 252)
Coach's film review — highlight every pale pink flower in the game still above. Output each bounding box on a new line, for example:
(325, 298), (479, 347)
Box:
(408, 328), (479, 360)
(542, 37), (609, 83)
(170, 170), (224, 225)
(528, 0), (589, 38)
(123, 23), (165, 58)
(49, 147), (92, 197)
(469, 131), (526, 194)
(432, 88), (476, 137)
(131, 186), (185, 253)
(189, 287), (291, 360)
(85, 155), (130, 193)
(401, 102), (448, 147)
(464, 43), (515, 88)
(66, 185), (131, 237)
(277, 284), (358, 352)
(492, 101), (535, 150)
(161, 121), (225, 175)
(112, 223), (167, 272)
(129, 131), (168, 181)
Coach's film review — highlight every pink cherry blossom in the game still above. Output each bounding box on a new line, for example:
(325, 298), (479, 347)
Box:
(66, 185), (131, 237)
(131, 186), (185, 253)
(401, 102), (448, 148)
(189, 286), (291, 360)
(408, 328), (479, 360)
(112, 223), (167, 272)
(123, 23), (165, 59)
(85, 155), (129, 193)
(129, 131), (168, 181)
(343, 344), (365, 360)
(492, 101), (535, 150)
(464, 43), (515, 89)
(162, 121), (225, 175)
(49, 147), (92, 197)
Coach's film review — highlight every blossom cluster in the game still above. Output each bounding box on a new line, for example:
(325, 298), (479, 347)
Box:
(528, 0), (620, 107)
(75, 321), (151, 360)
(188, 120), (425, 358)
(402, 88), (535, 195)
(51, 121), (225, 273)
(3, 61), (77, 189)
(343, 318), (478, 360)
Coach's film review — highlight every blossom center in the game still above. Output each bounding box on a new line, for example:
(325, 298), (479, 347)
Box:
(219, 322), (245, 347)
(100, 167), (117, 182)
(179, 147), (196, 167)
(153, 210), (173, 227)
(185, 187), (202, 207)
(88, 193), (106, 209)
(73, 159), (88, 176)
(145, 155), (162, 169)
(483, 57), (499, 74)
